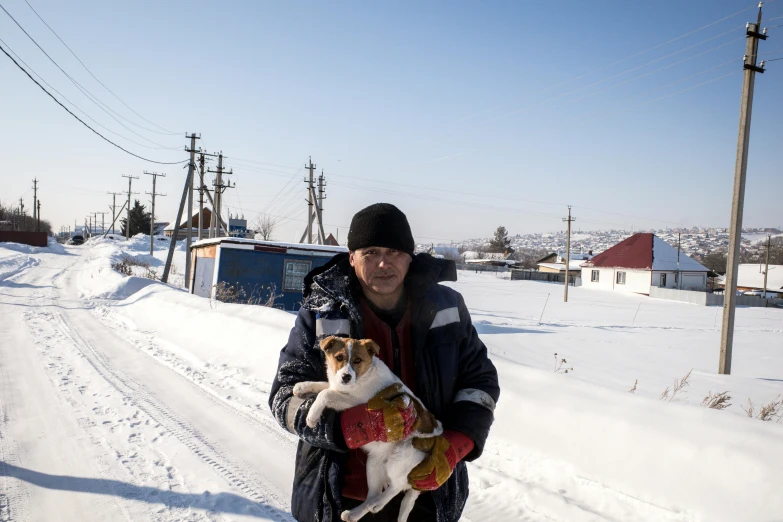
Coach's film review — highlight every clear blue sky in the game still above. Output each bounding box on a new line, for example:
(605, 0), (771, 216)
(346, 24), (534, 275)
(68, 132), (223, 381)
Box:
(1, 0), (781, 243)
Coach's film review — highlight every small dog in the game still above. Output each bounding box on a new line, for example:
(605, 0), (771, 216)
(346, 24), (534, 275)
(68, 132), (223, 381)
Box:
(293, 336), (442, 522)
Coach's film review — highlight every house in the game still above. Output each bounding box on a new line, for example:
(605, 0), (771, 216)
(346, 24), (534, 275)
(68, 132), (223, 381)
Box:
(537, 252), (593, 275)
(189, 237), (347, 310)
(324, 233), (340, 246)
(164, 209), (221, 240)
(152, 221), (170, 236)
(717, 264), (783, 297)
(581, 233), (710, 294)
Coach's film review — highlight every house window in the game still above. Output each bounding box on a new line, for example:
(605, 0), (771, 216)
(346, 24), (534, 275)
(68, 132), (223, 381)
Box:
(591, 270), (600, 282)
(283, 259), (312, 292)
(660, 273), (667, 287)
(616, 271), (626, 285)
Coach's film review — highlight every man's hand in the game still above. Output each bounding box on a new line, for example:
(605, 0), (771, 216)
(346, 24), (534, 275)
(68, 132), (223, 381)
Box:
(340, 383), (417, 449)
(408, 430), (475, 491)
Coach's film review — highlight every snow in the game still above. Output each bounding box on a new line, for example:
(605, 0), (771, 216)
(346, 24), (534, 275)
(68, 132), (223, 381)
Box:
(719, 263), (783, 291)
(537, 261), (585, 272)
(1, 238), (782, 521)
(652, 236), (709, 272)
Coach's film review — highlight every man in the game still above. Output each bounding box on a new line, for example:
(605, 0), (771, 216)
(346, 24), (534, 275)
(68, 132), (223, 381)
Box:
(270, 203), (499, 521)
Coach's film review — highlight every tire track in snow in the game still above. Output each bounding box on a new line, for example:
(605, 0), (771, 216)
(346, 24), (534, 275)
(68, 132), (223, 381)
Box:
(49, 310), (292, 521)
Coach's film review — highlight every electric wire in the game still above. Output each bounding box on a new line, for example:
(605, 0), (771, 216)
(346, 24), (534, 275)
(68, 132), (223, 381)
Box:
(0, 40), (186, 165)
(457, 3), (759, 123)
(0, 2), (180, 150)
(21, 0), (181, 135)
(0, 37), (178, 151)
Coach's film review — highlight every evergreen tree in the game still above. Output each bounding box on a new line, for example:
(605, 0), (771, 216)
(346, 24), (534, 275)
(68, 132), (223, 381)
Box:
(488, 226), (513, 253)
(120, 200), (152, 237)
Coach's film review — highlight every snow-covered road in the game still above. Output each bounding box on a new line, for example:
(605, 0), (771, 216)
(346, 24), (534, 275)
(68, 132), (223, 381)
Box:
(1, 239), (782, 522)
(0, 244), (295, 522)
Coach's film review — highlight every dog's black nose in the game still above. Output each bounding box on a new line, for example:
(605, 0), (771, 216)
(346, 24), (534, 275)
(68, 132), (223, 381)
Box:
(342, 374), (352, 383)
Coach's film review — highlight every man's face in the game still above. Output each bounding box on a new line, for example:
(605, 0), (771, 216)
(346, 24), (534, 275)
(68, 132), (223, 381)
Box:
(349, 247), (412, 297)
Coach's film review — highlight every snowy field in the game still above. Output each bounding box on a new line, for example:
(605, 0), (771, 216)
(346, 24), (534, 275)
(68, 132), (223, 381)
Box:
(0, 237), (781, 522)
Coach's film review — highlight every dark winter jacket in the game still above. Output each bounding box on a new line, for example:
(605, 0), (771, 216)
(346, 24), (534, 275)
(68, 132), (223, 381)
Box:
(269, 253), (500, 522)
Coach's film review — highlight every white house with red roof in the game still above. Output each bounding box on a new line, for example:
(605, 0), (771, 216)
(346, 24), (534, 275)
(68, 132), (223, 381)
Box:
(581, 233), (710, 294)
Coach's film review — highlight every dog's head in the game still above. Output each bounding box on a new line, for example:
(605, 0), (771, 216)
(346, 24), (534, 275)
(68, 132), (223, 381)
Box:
(319, 336), (379, 388)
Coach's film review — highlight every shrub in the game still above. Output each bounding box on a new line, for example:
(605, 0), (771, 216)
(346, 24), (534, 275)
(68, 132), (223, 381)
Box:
(701, 391), (731, 410)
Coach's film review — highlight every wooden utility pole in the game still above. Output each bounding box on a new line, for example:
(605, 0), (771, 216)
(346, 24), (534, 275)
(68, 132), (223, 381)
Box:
(563, 206), (575, 302)
(763, 234), (770, 299)
(107, 191), (123, 235)
(198, 153), (206, 240)
(122, 174), (139, 240)
(144, 171), (166, 255)
(162, 133), (199, 284)
(719, 7), (766, 375)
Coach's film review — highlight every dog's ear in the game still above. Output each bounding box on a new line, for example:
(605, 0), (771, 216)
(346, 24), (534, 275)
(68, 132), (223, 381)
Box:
(319, 336), (342, 353)
(361, 339), (380, 358)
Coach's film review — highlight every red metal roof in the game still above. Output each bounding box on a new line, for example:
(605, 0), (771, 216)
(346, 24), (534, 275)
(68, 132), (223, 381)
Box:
(583, 233), (654, 269)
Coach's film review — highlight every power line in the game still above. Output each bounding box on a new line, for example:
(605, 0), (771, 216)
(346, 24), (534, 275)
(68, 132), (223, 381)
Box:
(0, 37), (178, 151)
(0, 1), (180, 150)
(21, 0), (181, 135)
(455, 3), (759, 124)
(0, 40), (186, 165)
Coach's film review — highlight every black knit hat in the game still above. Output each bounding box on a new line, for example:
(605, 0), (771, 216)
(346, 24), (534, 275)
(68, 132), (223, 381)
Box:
(347, 203), (415, 256)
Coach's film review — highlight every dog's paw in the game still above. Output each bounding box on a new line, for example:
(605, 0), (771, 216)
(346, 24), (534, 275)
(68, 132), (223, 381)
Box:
(293, 382), (309, 397)
(433, 420), (444, 436)
(306, 410), (321, 428)
(340, 509), (357, 522)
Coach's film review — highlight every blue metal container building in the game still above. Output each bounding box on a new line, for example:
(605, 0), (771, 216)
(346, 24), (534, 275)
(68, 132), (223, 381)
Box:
(190, 238), (347, 310)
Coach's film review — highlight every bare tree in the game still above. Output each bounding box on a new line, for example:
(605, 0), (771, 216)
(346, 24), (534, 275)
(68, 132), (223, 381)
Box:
(254, 214), (278, 241)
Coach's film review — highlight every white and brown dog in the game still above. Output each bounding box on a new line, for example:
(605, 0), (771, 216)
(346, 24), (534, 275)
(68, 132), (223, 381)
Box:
(293, 336), (442, 522)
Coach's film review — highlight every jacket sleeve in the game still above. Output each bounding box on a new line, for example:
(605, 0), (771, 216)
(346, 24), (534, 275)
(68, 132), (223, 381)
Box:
(444, 293), (500, 462)
(268, 308), (348, 453)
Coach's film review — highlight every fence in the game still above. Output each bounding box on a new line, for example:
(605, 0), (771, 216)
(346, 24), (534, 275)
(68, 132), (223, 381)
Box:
(456, 264), (511, 273)
(511, 269), (580, 286)
(0, 231), (48, 247)
(649, 286), (783, 308)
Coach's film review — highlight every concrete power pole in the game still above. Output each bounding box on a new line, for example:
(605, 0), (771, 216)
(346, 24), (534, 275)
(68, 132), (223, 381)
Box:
(207, 153), (233, 239)
(37, 200), (41, 232)
(719, 6), (767, 375)
(107, 191), (123, 235)
(299, 158), (316, 244)
(144, 171), (167, 255)
(162, 133), (199, 285)
(563, 206), (575, 302)
(763, 234), (770, 299)
(122, 174), (139, 240)
(95, 212), (107, 235)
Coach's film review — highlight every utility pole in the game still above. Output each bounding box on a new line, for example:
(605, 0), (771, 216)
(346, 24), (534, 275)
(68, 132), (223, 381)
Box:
(32, 178), (38, 225)
(563, 206), (575, 302)
(304, 158), (316, 244)
(18, 198), (24, 231)
(719, 5), (766, 375)
(198, 152), (206, 240)
(162, 133), (199, 285)
(37, 200), (41, 232)
(122, 174), (139, 240)
(207, 152), (234, 239)
(763, 234), (770, 299)
(677, 232), (681, 289)
(95, 212), (107, 235)
(107, 191), (123, 235)
(144, 171), (167, 255)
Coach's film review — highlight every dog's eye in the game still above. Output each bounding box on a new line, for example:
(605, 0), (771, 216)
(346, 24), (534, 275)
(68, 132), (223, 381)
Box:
(353, 358), (362, 364)
(335, 355), (344, 362)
